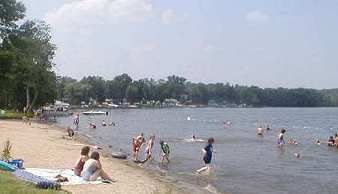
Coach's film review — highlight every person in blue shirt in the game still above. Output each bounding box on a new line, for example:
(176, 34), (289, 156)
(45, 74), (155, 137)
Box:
(196, 137), (215, 174)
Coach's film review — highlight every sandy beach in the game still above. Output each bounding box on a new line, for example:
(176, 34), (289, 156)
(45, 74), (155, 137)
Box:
(0, 120), (179, 194)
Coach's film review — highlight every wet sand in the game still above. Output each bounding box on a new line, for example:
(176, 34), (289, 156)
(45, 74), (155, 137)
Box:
(0, 120), (179, 194)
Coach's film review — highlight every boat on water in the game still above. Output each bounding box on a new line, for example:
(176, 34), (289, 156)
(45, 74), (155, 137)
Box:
(82, 111), (107, 115)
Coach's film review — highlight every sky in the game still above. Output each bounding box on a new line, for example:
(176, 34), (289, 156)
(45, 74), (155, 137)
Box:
(21, 0), (338, 89)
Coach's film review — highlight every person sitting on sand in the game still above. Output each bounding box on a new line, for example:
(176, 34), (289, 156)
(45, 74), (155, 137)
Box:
(102, 120), (107, 127)
(257, 127), (264, 136)
(160, 140), (170, 165)
(278, 129), (286, 146)
(89, 122), (96, 129)
(74, 146), (90, 176)
(67, 127), (75, 137)
(132, 133), (146, 161)
(145, 135), (155, 161)
(196, 137), (215, 174)
(81, 151), (114, 182)
(328, 136), (335, 146)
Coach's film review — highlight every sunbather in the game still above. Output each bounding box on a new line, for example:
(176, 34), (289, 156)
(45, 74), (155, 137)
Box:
(74, 146), (90, 176)
(81, 151), (114, 182)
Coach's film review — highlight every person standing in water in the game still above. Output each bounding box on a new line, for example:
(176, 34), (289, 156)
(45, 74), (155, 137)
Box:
(132, 133), (145, 161)
(278, 129), (286, 146)
(160, 140), (170, 165)
(145, 135), (155, 161)
(196, 137), (215, 174)
(73, 113), (80, 130)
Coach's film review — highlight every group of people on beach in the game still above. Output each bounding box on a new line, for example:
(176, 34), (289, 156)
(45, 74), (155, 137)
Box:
(131, 132), (215, 173)
(74, 146), (114, 182)
(131, 133), (169, 165)
(70, 113), (215, 176)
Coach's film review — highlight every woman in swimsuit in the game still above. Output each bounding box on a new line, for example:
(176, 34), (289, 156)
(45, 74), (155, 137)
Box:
(132, 133), (145, 161)
(145, 135), (155, 161)
(74, 146), (90, 176)
(81, 151), (114, 182)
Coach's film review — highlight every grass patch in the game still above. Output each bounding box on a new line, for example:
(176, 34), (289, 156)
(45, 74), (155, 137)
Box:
(0, 171), (69, 194)
(0, 110), (26, 120)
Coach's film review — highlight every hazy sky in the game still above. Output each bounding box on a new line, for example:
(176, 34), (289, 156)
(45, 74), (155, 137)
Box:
(21, 0), (338, 89)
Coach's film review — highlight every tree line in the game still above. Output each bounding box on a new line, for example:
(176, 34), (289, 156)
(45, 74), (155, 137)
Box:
(56, 74), (338, 107)
(0, 0), (56, 112)
(1, 0), (338, 112)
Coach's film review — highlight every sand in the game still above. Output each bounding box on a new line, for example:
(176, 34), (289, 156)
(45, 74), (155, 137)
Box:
(0, 120), (179, 194)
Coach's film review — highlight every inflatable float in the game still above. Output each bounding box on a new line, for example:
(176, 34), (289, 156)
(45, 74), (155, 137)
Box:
(0, 160), (16, 172)
(111, 152), (127, 159)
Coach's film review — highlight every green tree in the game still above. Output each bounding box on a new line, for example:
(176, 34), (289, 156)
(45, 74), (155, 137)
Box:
(9, 20), (56, 111)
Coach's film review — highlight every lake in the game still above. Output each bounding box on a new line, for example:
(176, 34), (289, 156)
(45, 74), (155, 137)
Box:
(56, 108), (338, 194)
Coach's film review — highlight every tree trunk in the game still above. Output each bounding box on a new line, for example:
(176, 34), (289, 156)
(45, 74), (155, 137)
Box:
(27, 86), (38, 113)
(26, 86), (30, 112)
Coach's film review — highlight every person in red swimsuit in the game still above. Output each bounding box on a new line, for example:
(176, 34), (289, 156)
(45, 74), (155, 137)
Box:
(74, 146), (90, 176)
(132, 133), (145, 161)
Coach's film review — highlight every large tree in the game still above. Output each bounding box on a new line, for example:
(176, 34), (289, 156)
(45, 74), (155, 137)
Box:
(7, 20), (56, 111)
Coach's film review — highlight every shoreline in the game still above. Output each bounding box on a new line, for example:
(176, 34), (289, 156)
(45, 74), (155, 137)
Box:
(0, 120), (190, 194)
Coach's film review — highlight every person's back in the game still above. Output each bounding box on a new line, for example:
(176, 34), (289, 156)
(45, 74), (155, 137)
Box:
(81, 159), (99, 180)
(161, 143), (170, 155)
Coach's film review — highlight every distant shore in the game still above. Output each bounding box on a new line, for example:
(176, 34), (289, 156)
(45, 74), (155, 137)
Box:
(0, 120), (183, 194)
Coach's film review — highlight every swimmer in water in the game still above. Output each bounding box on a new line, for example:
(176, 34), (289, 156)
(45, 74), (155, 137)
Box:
(192, 135), (197, 140)
(328, 136), (335, 146)
(294, 153), (300, 158)
(266, 125), (271, 131)
(287, 138), (298, 145)
(315, 139), (321, 145)
(108, 121), (116, 126)
(102, 120), (107, 127)
(278, 129), (286, 146)
(257, 127), (264, 136)
(89, 123), (96, 129)
(187, 116), (191, 121)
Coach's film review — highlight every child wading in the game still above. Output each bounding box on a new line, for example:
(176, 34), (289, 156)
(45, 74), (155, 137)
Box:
(160, 140), (170, 165)
(278, 129), (286, 147)
(196, 137), (214, 174)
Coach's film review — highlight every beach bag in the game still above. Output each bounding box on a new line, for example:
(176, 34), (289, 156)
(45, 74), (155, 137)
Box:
(9, 159), (24, 169)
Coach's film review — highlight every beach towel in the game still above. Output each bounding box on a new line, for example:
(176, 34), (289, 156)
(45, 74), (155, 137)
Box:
(25, 168), (106, 186)
(12, 169), (61, 190)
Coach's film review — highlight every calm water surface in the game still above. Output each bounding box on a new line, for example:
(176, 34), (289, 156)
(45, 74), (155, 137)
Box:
(56, 108), (338, 194)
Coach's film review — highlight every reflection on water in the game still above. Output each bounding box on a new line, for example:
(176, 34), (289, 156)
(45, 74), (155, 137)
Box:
(57, 108), (338, 194)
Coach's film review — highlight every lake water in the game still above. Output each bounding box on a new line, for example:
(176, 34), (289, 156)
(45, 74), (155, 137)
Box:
(56, 108), (338, 194)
